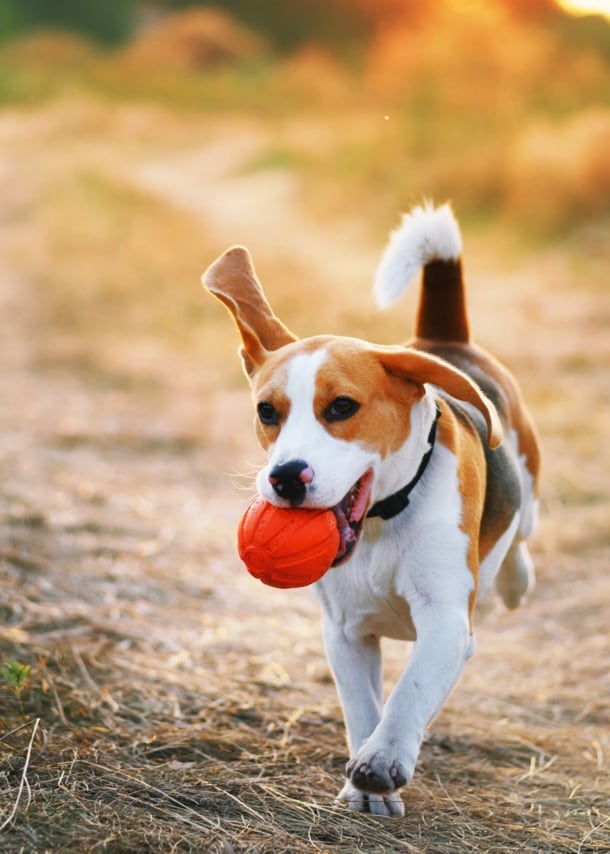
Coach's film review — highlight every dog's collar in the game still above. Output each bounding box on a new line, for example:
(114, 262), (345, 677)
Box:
(367, 405), (441, 521)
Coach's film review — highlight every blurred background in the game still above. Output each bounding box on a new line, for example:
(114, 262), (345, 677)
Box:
(1, 0), (609, 230)
(0, 0), (608, 358)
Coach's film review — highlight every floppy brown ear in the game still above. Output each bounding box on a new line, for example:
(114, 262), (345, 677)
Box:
(379, 347), (503, 448)
(202, 246), (297, 377)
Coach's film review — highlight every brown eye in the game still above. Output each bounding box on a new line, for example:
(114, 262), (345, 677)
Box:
(325, 396), (360, 422)
(257, 401), (280, 426)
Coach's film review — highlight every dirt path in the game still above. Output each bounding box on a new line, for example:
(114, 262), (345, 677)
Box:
(128, 120), (375, 282)
(0, 104), (332, 702)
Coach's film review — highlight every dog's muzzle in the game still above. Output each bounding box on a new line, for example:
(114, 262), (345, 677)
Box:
(268, 459), (314, 506)
(267, 462), (375, 567)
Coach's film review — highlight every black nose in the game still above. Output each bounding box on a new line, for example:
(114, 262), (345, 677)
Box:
(268, 459), (313, 506)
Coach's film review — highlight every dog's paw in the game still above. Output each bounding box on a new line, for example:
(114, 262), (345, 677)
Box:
(346, 747), (412, 795)
(336, 780), (405, 818)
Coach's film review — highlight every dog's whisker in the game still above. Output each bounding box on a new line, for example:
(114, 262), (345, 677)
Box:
(229, 459), (262, 476)
(226, 463), (261, 494)
(231, 480), (258, 495)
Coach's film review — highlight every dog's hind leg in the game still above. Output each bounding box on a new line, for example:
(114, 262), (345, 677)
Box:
(495, 538), (535, 609)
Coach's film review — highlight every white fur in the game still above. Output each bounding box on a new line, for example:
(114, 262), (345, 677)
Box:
(374, 202), (462, 309)
(256, 349), (379, 508)
(317, 439), (475, 817)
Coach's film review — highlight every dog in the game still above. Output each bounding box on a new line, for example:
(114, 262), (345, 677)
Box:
(203, 203), (540, 818)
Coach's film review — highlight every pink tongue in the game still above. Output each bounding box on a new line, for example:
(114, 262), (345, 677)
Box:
(333, 504), (352, 559)
(350, 470), (373, 522)
(331, 471), (374, 562)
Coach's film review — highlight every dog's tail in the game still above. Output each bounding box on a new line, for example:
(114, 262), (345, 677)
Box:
(373, 202), (470, 343)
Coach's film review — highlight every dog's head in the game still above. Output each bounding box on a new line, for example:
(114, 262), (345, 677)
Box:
(203, 246), (501, 564)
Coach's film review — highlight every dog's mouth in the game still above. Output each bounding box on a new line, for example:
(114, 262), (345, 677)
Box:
(331, 469), (374, 566)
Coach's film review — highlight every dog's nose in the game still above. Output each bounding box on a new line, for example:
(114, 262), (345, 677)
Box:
(268, 459), (313, 505)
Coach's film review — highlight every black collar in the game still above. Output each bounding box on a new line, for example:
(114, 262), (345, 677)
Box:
(367, 405), (441, 521)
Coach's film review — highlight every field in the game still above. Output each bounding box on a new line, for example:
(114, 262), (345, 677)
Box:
(1, 6), (609, 853)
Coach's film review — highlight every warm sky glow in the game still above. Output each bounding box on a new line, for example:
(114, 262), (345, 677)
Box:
(557, 0), (610, 16)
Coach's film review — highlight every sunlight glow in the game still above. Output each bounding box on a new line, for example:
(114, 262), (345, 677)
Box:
(557, 0), (610, 17)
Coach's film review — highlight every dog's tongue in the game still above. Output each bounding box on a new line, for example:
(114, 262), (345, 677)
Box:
(331, 470), (374, 563)
(333, 504), (352, 560)
(350, 470), (373, 522)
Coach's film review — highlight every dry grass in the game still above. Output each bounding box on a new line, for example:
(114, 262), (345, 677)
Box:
(506, 108), (610, 230)
(113, 8), (266, 74)
(0, 15), (609, 851)
(1, 5), (610, 227)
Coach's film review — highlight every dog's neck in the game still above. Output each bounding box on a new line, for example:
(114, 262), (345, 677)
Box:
(367, 405), (441, 521)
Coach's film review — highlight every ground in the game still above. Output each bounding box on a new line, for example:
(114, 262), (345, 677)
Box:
(0, 98), (609, 853)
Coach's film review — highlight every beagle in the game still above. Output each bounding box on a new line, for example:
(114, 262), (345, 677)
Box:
(203, 203), (540, 818)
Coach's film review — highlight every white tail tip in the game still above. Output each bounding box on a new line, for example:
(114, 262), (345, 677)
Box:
(373, 202), (462, 309)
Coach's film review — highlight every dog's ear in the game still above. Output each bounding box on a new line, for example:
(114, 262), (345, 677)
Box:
(202, 246), (297, 377)
(378, 347), (503, 448)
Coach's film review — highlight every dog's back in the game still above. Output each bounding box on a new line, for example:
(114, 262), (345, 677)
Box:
(375, 203), (541, 606)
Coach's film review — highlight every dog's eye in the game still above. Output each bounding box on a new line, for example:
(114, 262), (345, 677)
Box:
(325, 396), (360, 422)
(257, 402), (280, 426)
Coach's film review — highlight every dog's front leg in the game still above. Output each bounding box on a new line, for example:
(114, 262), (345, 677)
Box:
(323, 618), (383, 752)
(346, 606), (471, 800)
(323, 619), (404, 816)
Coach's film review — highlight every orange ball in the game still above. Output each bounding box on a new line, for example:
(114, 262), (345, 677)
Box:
(237, 497), (340, 588)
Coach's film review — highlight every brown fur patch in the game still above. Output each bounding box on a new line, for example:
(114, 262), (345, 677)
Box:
(413, 338), (540, 492)
(416, 259), (470, 342)
(312, 340), (419, 456)
(436, 400), (486, 618)
(250, 337), (420, 457)
(203, 246), (296, 375)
